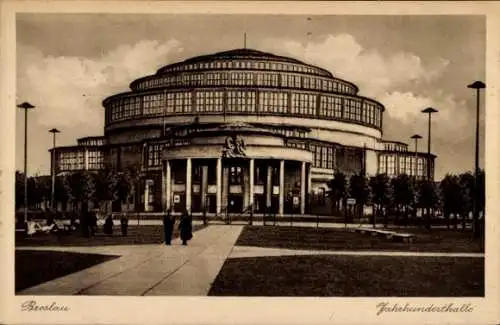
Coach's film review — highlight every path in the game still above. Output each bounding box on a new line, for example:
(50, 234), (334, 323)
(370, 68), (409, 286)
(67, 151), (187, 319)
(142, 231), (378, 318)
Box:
(18, 225), (243, 296)
(16, 225), (482, 296)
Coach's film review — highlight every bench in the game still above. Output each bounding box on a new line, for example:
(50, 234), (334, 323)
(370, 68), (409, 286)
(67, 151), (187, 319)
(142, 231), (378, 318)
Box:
(353, 227), (415, 243)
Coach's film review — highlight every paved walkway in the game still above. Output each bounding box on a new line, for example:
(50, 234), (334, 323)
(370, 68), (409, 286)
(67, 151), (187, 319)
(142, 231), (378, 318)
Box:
(18, 225), (243, 296)
(17, 225), (483, 296)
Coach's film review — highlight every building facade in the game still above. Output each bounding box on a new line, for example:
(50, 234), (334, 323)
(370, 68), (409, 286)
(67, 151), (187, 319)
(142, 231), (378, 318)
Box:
(52, 48), (435, 215)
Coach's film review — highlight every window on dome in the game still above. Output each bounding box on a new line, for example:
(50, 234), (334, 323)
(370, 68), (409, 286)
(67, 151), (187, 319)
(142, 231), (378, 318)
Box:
(174, 92), (192, 114)
(291, 93), (316, 116)
(319, 96), (332, 118)
(259, 92), (288, 114)
(195, 91), (224, 113)
(354, 100), (362, 121)
(166, 93), (175, 113)
(319, 96), (342, 119)
(303, 77), (311, 89)
(229, 72), (254, 86)
(143, 93), (165, 116)
(227, 91), (256, 113)
(257, 73), (279, 87)
(206, 73), (220, 86)
(375, 108), (381, 128)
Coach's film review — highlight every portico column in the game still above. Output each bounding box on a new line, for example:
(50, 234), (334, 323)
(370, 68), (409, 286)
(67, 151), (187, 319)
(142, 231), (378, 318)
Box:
(166, 160), (171, 210)
(266, 165), (273, 208)
(201, 165), (208, 211)
(216, 157), (222, 214)
(279, 160), (285, 215)
(186, 158), (192, 212)
(300, 161), (306, 214)
(249, 158), (255, 208)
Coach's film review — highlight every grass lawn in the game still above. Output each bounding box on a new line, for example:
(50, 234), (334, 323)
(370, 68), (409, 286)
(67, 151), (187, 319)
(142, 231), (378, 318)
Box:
(209, 255), (484, 296)
(235, 226), (482, 253)
(15, 224), (206, 247)
(15, 250), (119, 292)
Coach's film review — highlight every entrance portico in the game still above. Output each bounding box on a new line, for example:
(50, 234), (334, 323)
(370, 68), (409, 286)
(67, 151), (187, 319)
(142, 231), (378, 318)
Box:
(161, 123), (313, 216)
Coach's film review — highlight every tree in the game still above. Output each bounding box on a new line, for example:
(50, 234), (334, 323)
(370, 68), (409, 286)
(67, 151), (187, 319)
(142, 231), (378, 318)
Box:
(124, 166), (143, 212)
(54, 175), (70, 211)
(27, 175), (49, 209)
(64, 171), (96, 213)
(391, 174), (415, 227)
(92, 168), (119, 213)
(439, 174), (462, 229)
(348, 173), (371, 221)
(369, 173), (392, 227)
(327, 172), (347, 217)
(416, 179), (439, 230)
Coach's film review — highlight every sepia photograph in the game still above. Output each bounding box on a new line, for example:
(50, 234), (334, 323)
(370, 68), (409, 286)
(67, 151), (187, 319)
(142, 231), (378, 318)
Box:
(1, 1), (499, 325)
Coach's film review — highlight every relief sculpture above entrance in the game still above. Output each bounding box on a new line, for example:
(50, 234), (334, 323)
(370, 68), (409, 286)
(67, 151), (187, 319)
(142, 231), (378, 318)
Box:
(223, 135), (246, 158)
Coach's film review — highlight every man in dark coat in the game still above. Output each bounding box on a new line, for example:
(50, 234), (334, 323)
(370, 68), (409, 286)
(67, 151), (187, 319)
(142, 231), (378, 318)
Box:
(163, 208), (175, 245)
(120, 214), (129, 237)
(80, 210), (90, 238)
(179, 209), (193, 246)
(103, 215), (113, 236)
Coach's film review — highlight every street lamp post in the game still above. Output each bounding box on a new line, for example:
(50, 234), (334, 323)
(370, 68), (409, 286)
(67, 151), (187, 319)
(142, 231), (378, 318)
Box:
(17, 102), (35, 228)
(410, 134), (422, 180)
(467, 81), (486, 240)
(421, 107), (438, 230)
(49, 128), (61, 211)
(421, 107), (438, 181)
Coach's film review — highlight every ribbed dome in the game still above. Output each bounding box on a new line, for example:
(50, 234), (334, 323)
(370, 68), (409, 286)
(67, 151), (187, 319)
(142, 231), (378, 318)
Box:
(155, 48), (333, 78)
(176, 48), (305, 65)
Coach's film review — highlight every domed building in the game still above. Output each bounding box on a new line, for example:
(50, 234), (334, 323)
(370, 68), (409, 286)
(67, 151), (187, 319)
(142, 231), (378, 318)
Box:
(52, 48), (435, 216)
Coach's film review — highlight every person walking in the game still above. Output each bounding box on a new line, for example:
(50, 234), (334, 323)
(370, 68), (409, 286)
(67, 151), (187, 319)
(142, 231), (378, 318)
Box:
(120, 214), (129, 237)
(179, 209), (193, 246)
(163, 208), (175, 245)
(103, 215), (113, 236)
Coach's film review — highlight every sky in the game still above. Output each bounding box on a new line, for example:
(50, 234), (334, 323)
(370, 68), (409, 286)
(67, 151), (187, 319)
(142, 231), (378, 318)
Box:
(15, 14), (485, 180)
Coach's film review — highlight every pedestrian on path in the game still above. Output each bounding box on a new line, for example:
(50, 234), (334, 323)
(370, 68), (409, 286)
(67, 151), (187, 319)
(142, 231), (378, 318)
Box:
(163, 208), (175, 245)
(103, 215), (113, 236)
(120, 214), (129, 236)
(179, 209), (193, 246)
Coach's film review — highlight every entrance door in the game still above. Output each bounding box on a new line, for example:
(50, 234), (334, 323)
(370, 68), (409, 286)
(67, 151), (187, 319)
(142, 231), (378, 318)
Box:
(227, 195), (243, 213)
(226, 164), (245, 213)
